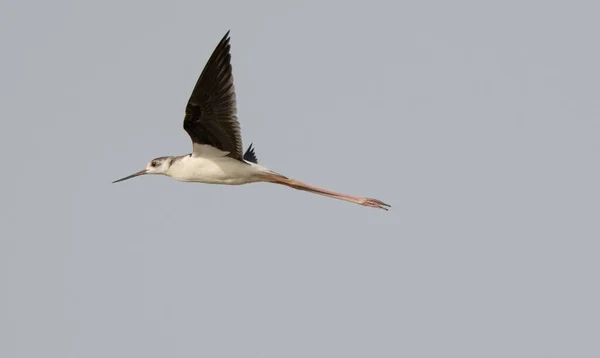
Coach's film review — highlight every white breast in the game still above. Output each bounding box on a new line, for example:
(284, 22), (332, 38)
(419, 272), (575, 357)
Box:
(167, 155), (265, 185)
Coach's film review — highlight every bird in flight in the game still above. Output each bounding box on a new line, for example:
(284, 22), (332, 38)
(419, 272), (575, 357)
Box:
(113, 31), (390, 210)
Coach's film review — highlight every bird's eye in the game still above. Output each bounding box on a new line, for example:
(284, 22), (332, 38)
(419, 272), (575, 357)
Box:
(151, 161), (157, 167)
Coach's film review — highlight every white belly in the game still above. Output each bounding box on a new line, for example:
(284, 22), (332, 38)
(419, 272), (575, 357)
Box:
(167, 155), (265, 185)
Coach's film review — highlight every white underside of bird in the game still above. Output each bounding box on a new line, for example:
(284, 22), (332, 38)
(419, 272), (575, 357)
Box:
(168, 144), (270, 185)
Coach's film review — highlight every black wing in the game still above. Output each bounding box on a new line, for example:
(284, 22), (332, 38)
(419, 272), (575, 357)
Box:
(183, 31), (243, 161)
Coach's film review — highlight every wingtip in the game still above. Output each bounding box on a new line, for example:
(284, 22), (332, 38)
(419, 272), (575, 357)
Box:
(219, 30), (231, 47)
(243, 143), (258, 164)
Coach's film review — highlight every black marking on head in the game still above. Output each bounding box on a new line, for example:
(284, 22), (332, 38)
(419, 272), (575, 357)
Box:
(243, 143), (258, 164)
(151, 156), (175, 167)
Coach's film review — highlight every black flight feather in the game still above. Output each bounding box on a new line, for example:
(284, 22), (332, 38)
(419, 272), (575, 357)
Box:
(183, 31), (246, 161)
(243, 143), (258, 163)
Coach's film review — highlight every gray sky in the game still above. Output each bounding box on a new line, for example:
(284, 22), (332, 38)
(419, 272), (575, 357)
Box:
(1, 0), (599, 357)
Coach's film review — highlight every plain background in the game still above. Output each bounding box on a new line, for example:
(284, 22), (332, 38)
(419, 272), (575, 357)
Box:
(1, 0), (599, 357)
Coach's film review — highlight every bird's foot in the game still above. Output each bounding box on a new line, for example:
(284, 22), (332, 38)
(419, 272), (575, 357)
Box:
(360, 198), (391, 211)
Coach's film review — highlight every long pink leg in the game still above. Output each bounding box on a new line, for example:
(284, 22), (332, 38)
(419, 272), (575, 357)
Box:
(260, 173), (391, 211)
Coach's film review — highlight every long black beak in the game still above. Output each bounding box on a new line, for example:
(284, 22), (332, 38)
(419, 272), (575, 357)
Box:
(112, 169), (148, 184)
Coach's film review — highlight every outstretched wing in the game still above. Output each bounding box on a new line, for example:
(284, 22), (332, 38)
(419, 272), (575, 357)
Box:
(183, 31), (243, 160)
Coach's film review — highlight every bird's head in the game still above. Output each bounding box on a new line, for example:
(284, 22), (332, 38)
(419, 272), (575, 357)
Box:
(112, 156), (173, 183)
